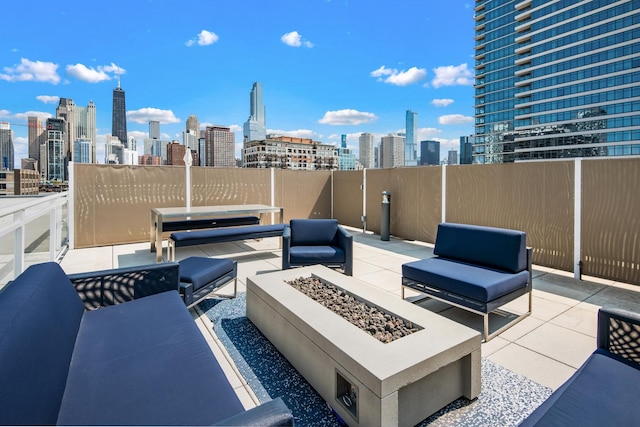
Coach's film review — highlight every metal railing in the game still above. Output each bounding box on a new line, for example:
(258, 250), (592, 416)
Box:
(0, 193), (69, 288)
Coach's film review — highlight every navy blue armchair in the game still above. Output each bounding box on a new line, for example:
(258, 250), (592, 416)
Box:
(282, 219), (353, 276)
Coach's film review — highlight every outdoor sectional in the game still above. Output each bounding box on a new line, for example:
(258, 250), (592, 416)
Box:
(402, 222), (532, 341)
(520, 307), (640, 426)
(0, 262), (293, 426)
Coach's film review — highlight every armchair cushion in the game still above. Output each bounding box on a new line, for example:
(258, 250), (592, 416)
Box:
(290, 219), (339, 245)
(179, 257), (235, 291)
(289, 246), (346, 265)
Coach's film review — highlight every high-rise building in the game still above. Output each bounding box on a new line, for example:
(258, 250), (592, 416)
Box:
(167, 141), (199, 166)
(28, 116), (45, 164)
(203, 126), (236, 167)
(419, 140), (440, 166)
(448, 149), (459, 165)
(55, 98), (96, 164)
(358, 133), (375, 168)
(460, 135), (473, 164)
(112, 81), (128, 149)
(405, 110), (418, 166)
(474, 0), (640, 163)
(337, 135), (358, 170)
(105, 136), (124, 164)
(0, 122), (14, 171)
(186, 115), (199, 137)
(45, 118), (66, 181)
(73, 138), (91, 164)
(379, 133), (405, 169)
(149, 120), (160, 140)
(243, 82), (266, 142)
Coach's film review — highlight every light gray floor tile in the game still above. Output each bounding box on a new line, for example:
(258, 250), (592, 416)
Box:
(515, 323), (596, 369)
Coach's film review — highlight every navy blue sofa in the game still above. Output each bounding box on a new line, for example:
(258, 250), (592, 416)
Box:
(520, 307), (640, 426)
(402, 222), (532, 341)
(0, 262), (293, 426)
(282, 219), (353, 276)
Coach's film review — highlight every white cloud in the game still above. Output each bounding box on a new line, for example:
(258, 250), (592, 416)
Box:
(370, 65), (427, 86)
(229, 124), (242, 133)
(431, 98), (454, 107)
(0, 109), (10, 118)
(417, 127), (443, 141)
(128, 131), (149, 140)
(127, 108), (180, 124)
(36, 95), (60, 104)
(281, 31), (313, 48)
(66, 62), (125, 83)
(0, 58), (60, 84)
(186, 30), (219, 47)
(432, 63), (474, 88)
(266, 129), (318, 139)
(318, 109), (378, 125)
(438, 114), (474, 125)
(13, 110), (53, 120)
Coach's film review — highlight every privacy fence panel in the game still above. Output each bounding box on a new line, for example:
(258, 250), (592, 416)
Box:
(192, 168), (270, 207)
(446, 162), (574, 271)
(332, 170), (364, 229)
(582, 158), (640, 285)
(275, 170), (331, 222)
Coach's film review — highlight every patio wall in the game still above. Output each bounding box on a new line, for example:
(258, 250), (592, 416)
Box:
(72, 158), (640, 285)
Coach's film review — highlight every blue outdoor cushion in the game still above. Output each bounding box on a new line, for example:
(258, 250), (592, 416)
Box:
(179, 257), (234, 291)
(434, 223), (527, 273)
(402, 257), (529, 302)
(290, 219), (339, 246)
(521, 350), (640, 426)
(58, 291), (245, 426)
(289, 246), (346, 264)
(171, 224), (285, 246)
(0, 263), (84, 426)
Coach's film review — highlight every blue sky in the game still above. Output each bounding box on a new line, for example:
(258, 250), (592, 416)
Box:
(1, 0), (476, 164)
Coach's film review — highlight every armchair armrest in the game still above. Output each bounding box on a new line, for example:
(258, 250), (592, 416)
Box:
(337, 225), (353, 276)
(68, 263), (180, 309)
(282, 224), (292, 270)
(597, 307), (640, 366)
(212, 397), (294, 426)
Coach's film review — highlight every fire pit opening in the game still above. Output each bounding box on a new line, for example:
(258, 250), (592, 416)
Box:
(286, 275), (422, 343)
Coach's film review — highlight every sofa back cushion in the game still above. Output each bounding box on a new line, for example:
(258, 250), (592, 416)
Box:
(434, 223), (527, 273)
(0, 262), (84, 425)
(290, 219), (338, 246)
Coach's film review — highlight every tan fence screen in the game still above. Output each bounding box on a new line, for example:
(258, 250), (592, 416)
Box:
(333, 170), (364, 229)
(74, 161), (639, 284)
(582, 158), (640, 284)
(274, 170), (331, 222)
(446, 162), (574, 271)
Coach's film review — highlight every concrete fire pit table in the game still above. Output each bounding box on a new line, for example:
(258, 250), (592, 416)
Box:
(246, 265), (481, 427)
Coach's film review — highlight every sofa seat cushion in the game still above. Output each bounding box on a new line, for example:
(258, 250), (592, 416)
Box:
(402, 257), (529, 303)
(179, 257), (234, 291)
(171, 224), (285, 246)
(289, 245), (345, 265)
(57, 291), (244, 426)
(521, 350), (640, 426)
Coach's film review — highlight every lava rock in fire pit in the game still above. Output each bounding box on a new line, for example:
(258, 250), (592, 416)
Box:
(286, 276), (421, 343)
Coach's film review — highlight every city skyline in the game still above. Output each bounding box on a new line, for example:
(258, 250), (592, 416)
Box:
(0, 0), (476, 166)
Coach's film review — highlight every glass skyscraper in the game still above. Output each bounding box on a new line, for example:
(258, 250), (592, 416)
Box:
(243, 82), (267, 142)
(112, 83), (128, 148)
(405, 110), (418, 166)
(473, 0), (640, 163)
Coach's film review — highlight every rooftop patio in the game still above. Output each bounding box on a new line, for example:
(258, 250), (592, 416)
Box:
(58, 227), (640, 424)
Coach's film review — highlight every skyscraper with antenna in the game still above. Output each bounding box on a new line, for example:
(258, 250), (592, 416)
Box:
(112, 74), (128, 148)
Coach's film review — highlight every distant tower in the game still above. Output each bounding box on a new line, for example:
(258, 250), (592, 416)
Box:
(243, 82), (266, 142)
(420, 140), (440, 166)
(28, 116), (45, 163)
(112, 77), (128, 149)
(204, 126), (235, 167)
(405, 110), (417, 167)
(358, 133), (375, 169)
(186, 114), (199, 136)
(380, 133), (405, 169)
(0, 122), (14, 171)
(149, 120), (160, 139)
(56, 98), (75, 161)
(459, 135), (473, 164)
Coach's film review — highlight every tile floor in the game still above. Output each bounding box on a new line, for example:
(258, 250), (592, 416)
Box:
(59, 227), (640, 412)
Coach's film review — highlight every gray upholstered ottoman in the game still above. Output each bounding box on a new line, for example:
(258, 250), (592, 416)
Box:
(178, 257), (237, 307)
